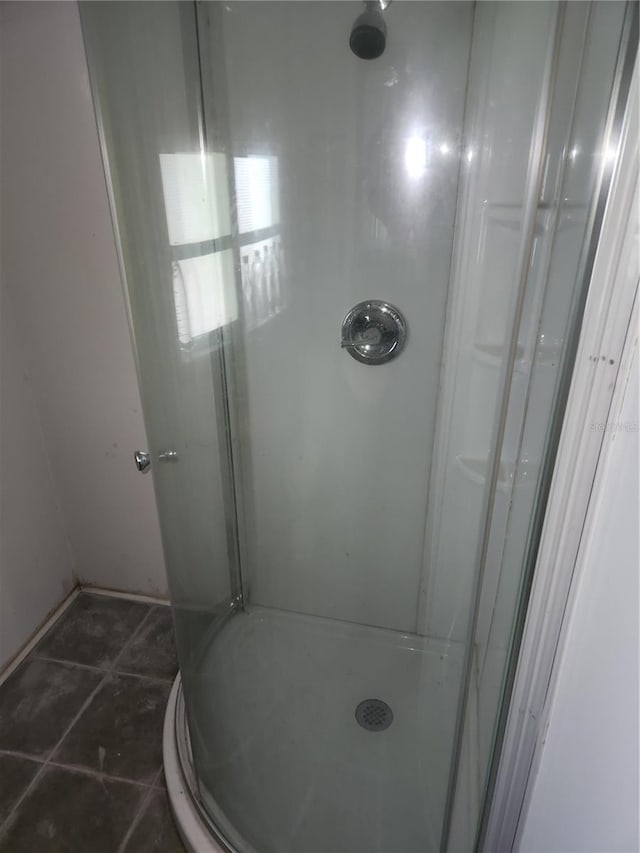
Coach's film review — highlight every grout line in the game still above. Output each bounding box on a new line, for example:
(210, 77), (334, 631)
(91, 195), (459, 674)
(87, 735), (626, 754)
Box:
(111, 668), (176, 686)
(0, 750), (156, 790)
(0, 750), (45, 764)
(30, 656), (111, 675)
(45, 759), (158, 789)
(31, 655), (175, 685)
(0, 766), (41, 824)
(81, 585), (170, 607)
(116, 775), (158, 853)
(0, 587), (80, 688)
(149, 765), (166, 792)
(110, 606), (156, 672)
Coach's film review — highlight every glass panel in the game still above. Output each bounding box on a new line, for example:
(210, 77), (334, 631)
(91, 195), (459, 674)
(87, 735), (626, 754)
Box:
(79, 1), (241, 715)
(447, 2), (631, 848)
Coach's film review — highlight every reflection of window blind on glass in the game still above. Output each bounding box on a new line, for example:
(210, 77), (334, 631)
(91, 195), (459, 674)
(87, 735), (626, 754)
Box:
(159, 153), (230, 246)
(234, 156), (280, 234)
(172, 251), (238, 344)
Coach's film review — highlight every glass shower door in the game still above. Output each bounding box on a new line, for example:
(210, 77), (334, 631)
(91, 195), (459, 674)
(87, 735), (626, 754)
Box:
(80, 1), (242, 705)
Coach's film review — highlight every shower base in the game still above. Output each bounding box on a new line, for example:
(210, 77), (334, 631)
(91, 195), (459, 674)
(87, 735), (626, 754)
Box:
(164, 607), (463, 853)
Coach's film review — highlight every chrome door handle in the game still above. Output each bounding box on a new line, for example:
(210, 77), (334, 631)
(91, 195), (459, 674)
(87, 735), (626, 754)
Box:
(134, 450), (151, 473)
(133, 449), (178, 473)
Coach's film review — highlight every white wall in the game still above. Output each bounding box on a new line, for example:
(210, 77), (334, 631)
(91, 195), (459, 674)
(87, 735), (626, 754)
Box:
(0, 276), (76, 668)
(519, 323), (639, 852)
(0, 0), (167, 669)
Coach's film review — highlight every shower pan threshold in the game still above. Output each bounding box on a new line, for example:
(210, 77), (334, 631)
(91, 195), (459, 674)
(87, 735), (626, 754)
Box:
(164, 607), (464, 853)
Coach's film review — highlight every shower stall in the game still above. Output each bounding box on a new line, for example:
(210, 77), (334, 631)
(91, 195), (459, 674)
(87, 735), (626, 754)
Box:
(80, 2), (636, 850)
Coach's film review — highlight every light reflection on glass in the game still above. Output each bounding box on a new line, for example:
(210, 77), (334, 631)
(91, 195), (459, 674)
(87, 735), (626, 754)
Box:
(604, 144), (618, 164)
(234, 155), (280, 234)
(234, 155), (284, 330)
(172, 251), (238, 345)
(160, 152), (236, 347)
(239, 236), (286, 331)
(160, 150), (286, 346)
(159, 152), (230, 245)
(404, 135), (427, 179)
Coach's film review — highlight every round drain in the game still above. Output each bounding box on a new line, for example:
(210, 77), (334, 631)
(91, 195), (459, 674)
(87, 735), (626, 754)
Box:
(355, 698), (393, 732)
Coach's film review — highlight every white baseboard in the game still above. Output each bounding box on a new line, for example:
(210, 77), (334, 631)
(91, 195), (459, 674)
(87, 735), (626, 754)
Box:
(79, 583), (170, 607)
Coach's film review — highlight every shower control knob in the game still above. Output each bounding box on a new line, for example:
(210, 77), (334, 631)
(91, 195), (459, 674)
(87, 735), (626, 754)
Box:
(341, 300), (407, 365)
(134, 450), (151, 473)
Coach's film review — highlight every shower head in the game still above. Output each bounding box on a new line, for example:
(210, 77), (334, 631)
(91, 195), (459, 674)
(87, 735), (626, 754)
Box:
(349, 1), (388, 60)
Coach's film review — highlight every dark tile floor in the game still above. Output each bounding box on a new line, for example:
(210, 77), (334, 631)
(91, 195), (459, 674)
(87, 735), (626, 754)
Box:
(0, 592), (185, 852)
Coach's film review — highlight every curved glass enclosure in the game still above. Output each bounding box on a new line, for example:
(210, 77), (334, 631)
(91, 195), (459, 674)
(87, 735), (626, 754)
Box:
(80, 2), (634, 850)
